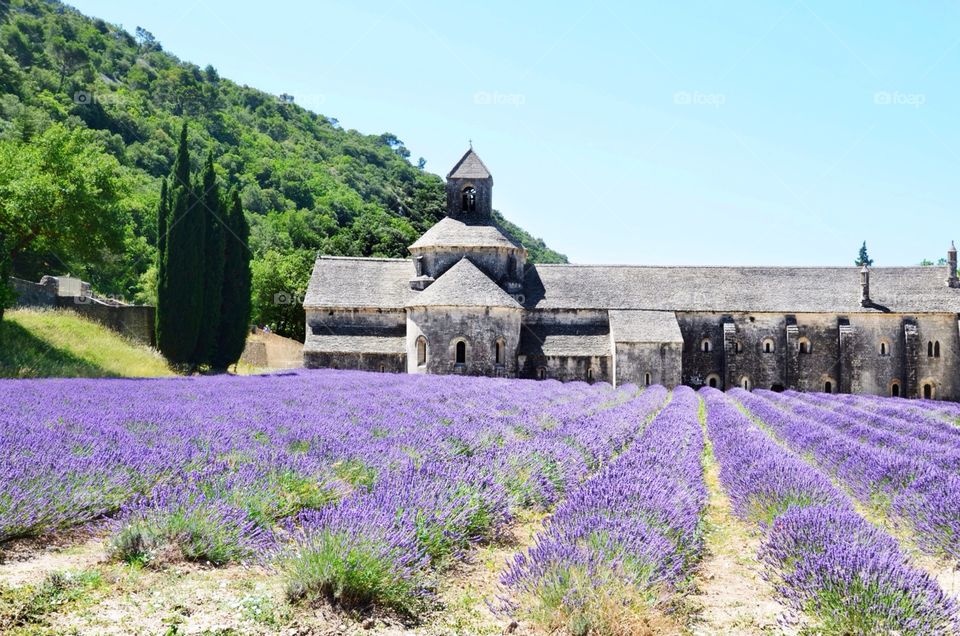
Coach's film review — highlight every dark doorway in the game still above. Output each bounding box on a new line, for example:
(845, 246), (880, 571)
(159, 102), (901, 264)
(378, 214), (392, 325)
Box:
(891, 383), (900, 397)
(824, 381), (832, 394)
(708, 377), (718, 388)
(455, 341), (466, 364)
(770, 383), (785, 392)
(923, 383), (933, 399)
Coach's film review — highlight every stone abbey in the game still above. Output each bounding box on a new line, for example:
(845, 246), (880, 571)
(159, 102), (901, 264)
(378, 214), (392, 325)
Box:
(304, 148), (960, 400)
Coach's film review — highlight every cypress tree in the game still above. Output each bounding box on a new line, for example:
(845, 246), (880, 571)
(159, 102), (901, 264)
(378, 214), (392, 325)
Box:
(193, 152), (225, 365)
(156, 123), (205, 365)
(212, 189), (252, 370)
(153, 177), (168, 345)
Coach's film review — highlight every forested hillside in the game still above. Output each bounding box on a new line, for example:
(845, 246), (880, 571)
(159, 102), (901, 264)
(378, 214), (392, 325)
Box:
(0, 0), (566, 336)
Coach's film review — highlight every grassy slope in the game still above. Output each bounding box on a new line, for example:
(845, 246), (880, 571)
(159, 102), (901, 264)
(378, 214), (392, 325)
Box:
(0, 309), (174, 378)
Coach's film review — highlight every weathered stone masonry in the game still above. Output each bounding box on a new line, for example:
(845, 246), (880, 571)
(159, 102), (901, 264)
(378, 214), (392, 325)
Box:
(304, 148), (960, 400)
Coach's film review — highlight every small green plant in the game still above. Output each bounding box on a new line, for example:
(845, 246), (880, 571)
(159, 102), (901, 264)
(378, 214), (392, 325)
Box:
(282, 530), (426, 616)
(332, 459), (377, 490)
(0, 569), (103, 629)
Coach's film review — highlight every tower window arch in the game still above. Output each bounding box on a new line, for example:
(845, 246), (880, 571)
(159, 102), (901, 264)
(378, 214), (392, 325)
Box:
(798, 337), (812, 354)
(416, 336), (427, 367)
(928, 341), (934, 357)
(461, 186), (477, 214)
(701, 338), (713, 353)
(455, 339), (466, 365)
(762, 338), (775, 354)
(879, 340), (889, 357)
(935, 341), (941, 358)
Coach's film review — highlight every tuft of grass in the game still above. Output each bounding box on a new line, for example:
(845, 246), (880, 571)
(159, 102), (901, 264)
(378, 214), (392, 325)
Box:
(331, 459), (378, 491)
(0, 308), (174, 378)
(0, 569), (103, 630)
(282, 530), (426, 616)
(518, 565), (675, 636)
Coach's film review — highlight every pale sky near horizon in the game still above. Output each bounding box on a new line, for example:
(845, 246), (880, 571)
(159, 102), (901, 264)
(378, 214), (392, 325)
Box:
(69, 0), (960, 266)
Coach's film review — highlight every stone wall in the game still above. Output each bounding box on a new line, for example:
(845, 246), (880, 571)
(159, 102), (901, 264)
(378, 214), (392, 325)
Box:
(303, 351), (406, 373)
(614, 341), (682, 388)
(407, 306), (521, 376)
(11, 276), (154, 346)
(306, 308), (406, 336)
(517, 353), (611, 383)
(414, 247), (523, 289)
(675, 311), (960, 400)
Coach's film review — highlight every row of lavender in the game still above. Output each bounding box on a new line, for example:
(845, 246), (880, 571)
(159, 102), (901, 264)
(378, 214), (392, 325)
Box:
(703, 389), (958, 634)
(501, 387), (707, 632)
(739, 389), (960, 561)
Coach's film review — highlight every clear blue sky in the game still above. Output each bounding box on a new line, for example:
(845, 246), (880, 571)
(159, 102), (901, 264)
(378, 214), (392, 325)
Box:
(70, 0), (960, 266)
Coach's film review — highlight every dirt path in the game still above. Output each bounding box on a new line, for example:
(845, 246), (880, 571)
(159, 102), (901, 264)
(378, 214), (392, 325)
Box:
(686, 411), (794, 636)
(0, 528), (109, 587)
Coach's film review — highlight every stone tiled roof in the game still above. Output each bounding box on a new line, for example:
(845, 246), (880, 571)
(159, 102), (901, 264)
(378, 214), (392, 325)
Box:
(409, 217), (523, 251)
(519, 323), (611, 357)
(609, 310), (683, 343)
(447, 148), (492, 180)
(406, 258), (522, 309)
(304, 334), (405, 354)
(304, 256), (413, 309)
(524, 265), (960, 314)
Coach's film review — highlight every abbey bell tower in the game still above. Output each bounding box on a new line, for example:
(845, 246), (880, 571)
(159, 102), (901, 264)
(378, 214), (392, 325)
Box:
(445, 147), (493, 222)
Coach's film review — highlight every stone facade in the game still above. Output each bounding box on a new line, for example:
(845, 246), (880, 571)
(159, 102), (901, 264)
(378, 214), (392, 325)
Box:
(304, 148), (960, 400)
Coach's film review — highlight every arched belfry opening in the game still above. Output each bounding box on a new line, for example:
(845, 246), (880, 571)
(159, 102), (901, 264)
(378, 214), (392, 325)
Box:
(461, 187), (477, 214)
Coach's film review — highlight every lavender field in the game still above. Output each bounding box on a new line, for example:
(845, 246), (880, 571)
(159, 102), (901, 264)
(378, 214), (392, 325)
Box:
(1, 371), (960, 635)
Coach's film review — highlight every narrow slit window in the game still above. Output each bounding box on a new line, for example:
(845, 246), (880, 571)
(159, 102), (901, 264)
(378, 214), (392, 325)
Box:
(455, 340), (466, 364)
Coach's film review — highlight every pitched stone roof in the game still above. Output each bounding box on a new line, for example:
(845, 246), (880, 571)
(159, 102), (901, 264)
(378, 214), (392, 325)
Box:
(409, 217), (523, 251)
(406, 258), (522, 309)
(447, 148), (492, 181)
(304, 256), (413, 309)
(609, 310), (683, 343)
(524, 265), (960, 314)
(519, 323), (611, 357)
(304, 334), (405, 354)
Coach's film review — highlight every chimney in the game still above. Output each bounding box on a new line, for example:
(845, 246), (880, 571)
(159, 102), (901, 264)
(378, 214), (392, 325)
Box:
(860, 265), (871, 307)
(948, 241), (958, 288)
(409, 255), (434, 291)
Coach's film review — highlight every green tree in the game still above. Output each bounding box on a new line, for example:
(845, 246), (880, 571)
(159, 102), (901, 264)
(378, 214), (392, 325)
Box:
(193, 152), (225, 365)
(154, 177), (169, 344)
(251, 249), (313, 341)
(0, 124), (126, 320)
(0, 231), (13, 321)
(156, 123), (205, 365)
(213, 190), (252, 369)
(855, 241), (874, 267)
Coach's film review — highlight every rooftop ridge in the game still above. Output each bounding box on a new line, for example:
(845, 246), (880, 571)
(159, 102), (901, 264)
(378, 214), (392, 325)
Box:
(318, 255), (409, 262)
(530, 263), (950, 271)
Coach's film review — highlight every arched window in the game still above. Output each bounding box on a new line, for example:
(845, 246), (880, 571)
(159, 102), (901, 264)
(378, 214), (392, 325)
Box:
(879, 341), (889, 356)
(461, 187), (476, 213)
(798, 338), (811, 354)
(709, 377), (718, 388)
(705, 373), (721, 389)
(891, 381), (900, 397)
(644, 372), (651, 386)
(762, 338), (775, 354)
(537, 366), (546, 380)
(741, 377), (751, 390)
(495, 338), (506, 365)
(701, 338), (713, 353)
(379, 364), (385, 373)
(416, 336), (427, 367)
(586, 368), (594, 381)
(455, 340), (466, 365)
(935, 341), (941, 358)
(923, 383), (933, 399)
(928, 341), (934, 357)
(824, 381), (832, 394)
